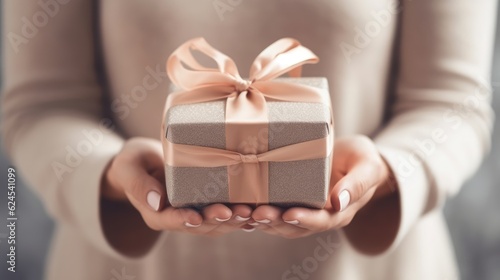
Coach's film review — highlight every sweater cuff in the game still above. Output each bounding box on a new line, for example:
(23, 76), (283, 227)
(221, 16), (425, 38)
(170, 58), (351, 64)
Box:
(342, 145), (430, 255)
(64, 137), (127, 258)
(64, 135), (163, 260)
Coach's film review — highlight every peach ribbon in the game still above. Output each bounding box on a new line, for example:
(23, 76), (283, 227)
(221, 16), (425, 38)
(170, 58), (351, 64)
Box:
(162, 37), (333, 204)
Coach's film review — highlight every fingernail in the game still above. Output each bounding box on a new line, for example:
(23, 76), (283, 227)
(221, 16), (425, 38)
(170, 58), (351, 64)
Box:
(184, 222), (201, 228)
(284, 220), (299, 225)
(235, 215), (251, 221)
(215, 217), (231, 222)
(255, 219), (271, 224)
(242, 227), (255, 233)
(146, 191), (161, 211)
(339, 190), (351, 212)
(248, 222), (260, 226)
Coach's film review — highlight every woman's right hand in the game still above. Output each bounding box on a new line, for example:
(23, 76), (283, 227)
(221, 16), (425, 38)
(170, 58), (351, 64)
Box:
(101, 137), (254, 236)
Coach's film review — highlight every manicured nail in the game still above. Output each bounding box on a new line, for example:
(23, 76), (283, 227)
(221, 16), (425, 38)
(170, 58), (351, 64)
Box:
(339, 190), (351, 212)
(235, 215), (251, 221)
(284, 220), (299, 225)
(248, 222), (260, 226)
(184, 222), (201, 228)
(242, 227), (256, 232)
(146, 191), (161, 211)
(215, 217), (231, 222)
(255, 219), (271, 224)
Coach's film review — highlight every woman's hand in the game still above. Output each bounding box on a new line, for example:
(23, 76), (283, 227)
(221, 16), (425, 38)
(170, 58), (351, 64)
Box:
(101, 137), (253, 237)
(248, 135), (397, 239)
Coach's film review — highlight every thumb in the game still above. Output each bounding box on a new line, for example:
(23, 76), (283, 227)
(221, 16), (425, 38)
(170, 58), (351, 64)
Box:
(118, 155), (167, 213)
(330, 160), (385, 212)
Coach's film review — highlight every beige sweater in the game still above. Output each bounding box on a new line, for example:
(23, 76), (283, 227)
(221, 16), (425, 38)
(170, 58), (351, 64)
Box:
(1, 0), (496, 279)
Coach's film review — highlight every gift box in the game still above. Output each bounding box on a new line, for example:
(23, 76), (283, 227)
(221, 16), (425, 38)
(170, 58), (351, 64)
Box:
(162, 38), (334, 209)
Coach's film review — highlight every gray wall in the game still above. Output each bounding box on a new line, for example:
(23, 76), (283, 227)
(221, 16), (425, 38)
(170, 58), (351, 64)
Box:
(442, 40), (500, 279)
(0, 7), (499, 280)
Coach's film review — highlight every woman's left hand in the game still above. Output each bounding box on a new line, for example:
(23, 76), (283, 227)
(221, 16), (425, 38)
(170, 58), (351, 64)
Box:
(248, 135), (396, 238)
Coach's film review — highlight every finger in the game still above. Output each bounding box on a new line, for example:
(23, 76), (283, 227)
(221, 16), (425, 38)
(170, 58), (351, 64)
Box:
(282, 188), (379, 232)
(202, 204), (233, 224)
(331, 159), (385, 212)
(251, 205), (283, 225)
(282, 207), (338, 232)
(141, 206), (203, 231)
(251, 205), (309, 238)
(193, 204), (252, 235)
(227, 204), (252, 225)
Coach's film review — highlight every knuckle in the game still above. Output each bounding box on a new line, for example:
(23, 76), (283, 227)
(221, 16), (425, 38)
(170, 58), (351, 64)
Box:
(354, 179), (370, 198)
(127, 181), (144, 202)
(128, 175), (141, 191)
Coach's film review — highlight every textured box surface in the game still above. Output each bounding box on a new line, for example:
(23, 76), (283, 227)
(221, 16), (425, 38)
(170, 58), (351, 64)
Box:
(164, 77), (332, 208)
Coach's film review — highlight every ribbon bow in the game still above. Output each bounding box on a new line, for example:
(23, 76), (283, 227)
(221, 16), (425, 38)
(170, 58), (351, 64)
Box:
(162, 38), (333, 204)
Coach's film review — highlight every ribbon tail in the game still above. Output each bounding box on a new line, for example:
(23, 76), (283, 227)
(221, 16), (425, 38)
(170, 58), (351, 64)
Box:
(164, 140), (243, 167)
(225, 90), (270, 204)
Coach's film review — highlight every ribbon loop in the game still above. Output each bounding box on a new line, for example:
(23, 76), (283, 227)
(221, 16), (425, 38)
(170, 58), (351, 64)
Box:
(250, 38), (319, 81)
(167, 37), (242, 91)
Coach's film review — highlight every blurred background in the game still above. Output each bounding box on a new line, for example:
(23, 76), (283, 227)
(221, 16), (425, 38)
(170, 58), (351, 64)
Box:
(0, 4), (499, 280)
